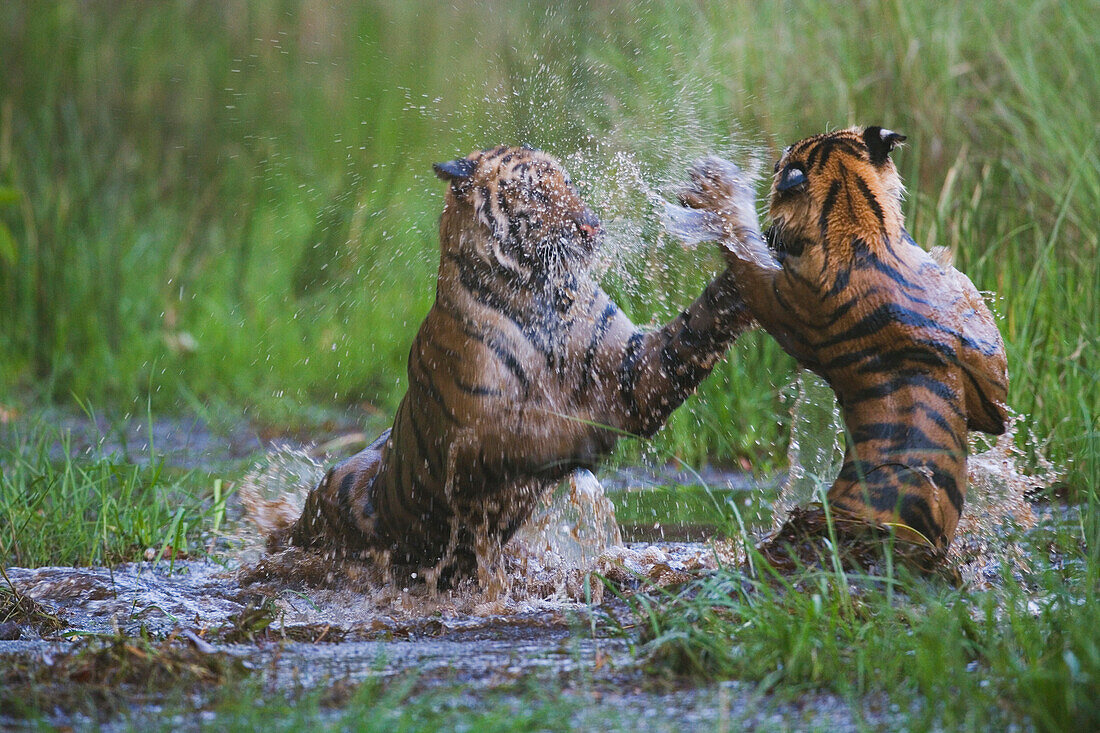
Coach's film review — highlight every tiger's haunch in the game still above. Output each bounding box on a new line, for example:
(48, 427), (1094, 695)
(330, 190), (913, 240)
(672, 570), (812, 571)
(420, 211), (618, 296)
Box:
(676, 127), (1008, 549)
(278, 146), (752, 584)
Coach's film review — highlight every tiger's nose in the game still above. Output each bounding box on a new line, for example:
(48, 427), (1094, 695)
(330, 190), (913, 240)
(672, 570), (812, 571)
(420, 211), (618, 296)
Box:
(574, 209), (601, 239)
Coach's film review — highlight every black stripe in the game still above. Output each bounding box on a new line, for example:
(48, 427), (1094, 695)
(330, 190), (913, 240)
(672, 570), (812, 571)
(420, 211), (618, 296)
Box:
(436, 294), (531, 391)
(405, 410), (441, 479)
(850, 243), (927, 292)
(897, 493), (940, 541)
(848, 372), (963, 418)
(811, 138), (862, 172)
(902, 404), (965, 451)
(579, 301), (619, 393)
(923, 462), (964, 514)
(850, 421), (957, 457)
(852, 343), (954, 372)
(853, 175), (885, 227)
(817, 302), (951, 350)
(819, 180), (841, 240)
(453, 378), (503, 397)
(824, 264), (852, 298)
(618, 332), (645, 416)
(408, 349), (457, 422)
(961, 365), (1008, 433)
(451, 255), (559, 363)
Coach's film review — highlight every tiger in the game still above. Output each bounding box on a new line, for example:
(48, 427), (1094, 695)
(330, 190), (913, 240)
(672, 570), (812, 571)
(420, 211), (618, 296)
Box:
(271, 145), (752, 586)
(667, 126), (1008, 559)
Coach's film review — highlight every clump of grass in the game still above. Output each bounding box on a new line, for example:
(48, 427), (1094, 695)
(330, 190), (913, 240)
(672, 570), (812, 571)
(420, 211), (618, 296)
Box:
(0, 567), (65, 638)
(216, 596), (281, 643)
(0, 421), (225, 568)
(0, 629), (252, 721)
(622, 518), (1099, 731)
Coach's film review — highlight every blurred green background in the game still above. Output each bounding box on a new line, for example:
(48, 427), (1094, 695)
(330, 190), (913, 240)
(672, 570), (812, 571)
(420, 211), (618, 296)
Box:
(0, 0), (1096, 486)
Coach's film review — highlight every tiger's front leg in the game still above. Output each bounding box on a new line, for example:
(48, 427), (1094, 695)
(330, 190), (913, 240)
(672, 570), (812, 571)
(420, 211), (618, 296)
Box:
(599, 267), (752, 438)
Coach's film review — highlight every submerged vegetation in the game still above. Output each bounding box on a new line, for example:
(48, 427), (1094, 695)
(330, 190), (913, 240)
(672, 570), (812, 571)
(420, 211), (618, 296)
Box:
(1, 629), (253, 721)
(0, 0), (1097, 730)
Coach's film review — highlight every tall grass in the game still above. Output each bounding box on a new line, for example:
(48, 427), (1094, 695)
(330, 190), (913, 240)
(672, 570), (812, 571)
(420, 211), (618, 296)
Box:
(0, 1), (1095, 486)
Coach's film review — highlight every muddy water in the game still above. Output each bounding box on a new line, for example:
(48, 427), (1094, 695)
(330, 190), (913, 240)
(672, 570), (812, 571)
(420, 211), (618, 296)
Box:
(7, 391), (1052, 640)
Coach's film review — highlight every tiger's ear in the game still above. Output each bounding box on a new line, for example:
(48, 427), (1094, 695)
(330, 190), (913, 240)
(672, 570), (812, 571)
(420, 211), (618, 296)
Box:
(433, 157), (477, 182)
(863, 126), (907, 165)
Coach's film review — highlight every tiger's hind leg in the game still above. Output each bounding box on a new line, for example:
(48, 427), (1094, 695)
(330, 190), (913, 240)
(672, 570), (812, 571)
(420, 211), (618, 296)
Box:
(828, 461), (960, 550)
(269, 429), (390, 556)
(758, 462), (960, 579)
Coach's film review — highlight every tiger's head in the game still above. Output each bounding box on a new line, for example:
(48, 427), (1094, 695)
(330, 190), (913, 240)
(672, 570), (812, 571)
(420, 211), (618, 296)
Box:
(766, 126), (907, 261)
(434, 146), (601, 283)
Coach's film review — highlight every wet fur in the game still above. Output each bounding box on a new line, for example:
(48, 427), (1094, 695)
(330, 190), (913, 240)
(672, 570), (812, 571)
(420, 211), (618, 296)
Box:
(275, 146), (751, 582)
(675, 127), (1008, 549)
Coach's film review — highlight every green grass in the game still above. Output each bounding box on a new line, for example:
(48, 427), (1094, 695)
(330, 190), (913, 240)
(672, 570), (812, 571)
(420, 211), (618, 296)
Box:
(624, 514), (1099, 731)
(0, 421), (229, 567)
(190, 677), (608, 733)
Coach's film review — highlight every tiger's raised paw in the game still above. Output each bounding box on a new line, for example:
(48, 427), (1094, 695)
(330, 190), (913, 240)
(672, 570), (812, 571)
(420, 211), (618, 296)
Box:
(677, 156), (761, 234)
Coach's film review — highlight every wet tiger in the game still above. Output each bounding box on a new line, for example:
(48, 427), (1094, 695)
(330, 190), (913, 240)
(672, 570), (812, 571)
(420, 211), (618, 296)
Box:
(670, 126), (1008, 553)
(274, 145), (751, 584)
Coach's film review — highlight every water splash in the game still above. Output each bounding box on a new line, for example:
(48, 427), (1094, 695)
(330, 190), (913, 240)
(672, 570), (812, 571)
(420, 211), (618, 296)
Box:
(511, 469), (623, 577)
(233, 448), (677, 622)
(954, 413), (1051, 586)
(236, 444), (323, 543)
(775, 371), (845, 527)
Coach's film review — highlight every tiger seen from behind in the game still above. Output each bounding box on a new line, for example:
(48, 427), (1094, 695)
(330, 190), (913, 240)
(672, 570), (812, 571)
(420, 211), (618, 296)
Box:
(272, 145), (751, 586)
(669, 126), (1008, 565)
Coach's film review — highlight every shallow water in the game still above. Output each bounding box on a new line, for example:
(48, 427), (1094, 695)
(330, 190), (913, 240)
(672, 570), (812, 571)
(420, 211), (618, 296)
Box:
(7, 382), (1053, 642)
(0, 399), (1064, 730)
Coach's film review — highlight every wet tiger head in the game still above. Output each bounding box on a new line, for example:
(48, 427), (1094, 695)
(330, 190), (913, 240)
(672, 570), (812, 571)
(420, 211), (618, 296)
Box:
(434, 146), (601, 281)
(767, 126), (907, 260)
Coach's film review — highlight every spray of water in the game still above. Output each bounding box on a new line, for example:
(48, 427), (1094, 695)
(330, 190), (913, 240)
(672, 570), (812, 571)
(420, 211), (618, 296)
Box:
(236, 445), (322, 547)
(775, 371), (846, 526)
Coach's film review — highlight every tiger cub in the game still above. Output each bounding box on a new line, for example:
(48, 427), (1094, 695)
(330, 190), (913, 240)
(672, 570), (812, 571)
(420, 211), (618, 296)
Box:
(671, 126), (1008, 553)
(275, 145), (751, 585)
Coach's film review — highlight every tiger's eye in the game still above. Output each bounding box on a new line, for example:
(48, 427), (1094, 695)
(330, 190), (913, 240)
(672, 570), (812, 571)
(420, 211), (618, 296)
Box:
(776, 165), (808, 192)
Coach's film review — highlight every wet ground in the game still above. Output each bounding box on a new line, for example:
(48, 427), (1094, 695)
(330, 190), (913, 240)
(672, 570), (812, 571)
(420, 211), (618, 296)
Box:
(0, 409), (1050, 728)
(0, 411), (796, 728)
(1, 557), (895, 730)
